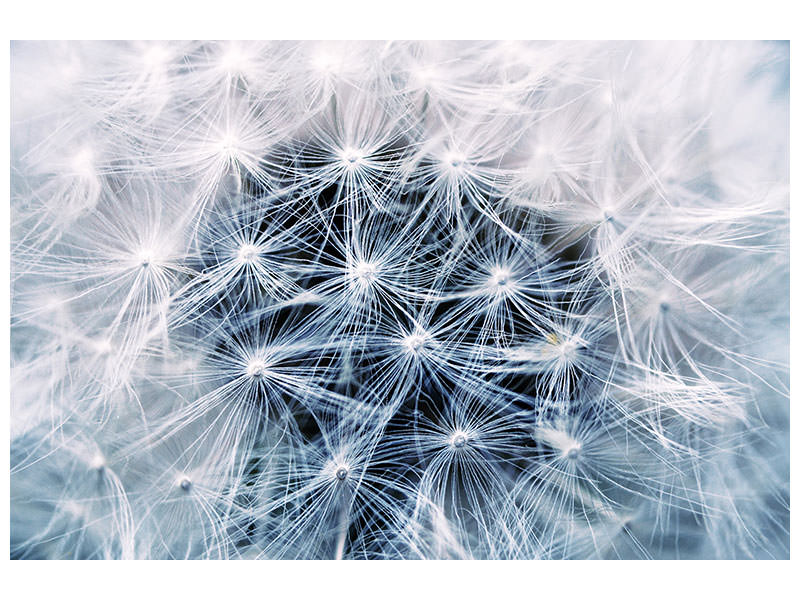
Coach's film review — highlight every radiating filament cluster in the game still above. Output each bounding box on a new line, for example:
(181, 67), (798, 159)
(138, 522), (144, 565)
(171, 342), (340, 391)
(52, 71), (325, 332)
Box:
(10, 41), (788, 560)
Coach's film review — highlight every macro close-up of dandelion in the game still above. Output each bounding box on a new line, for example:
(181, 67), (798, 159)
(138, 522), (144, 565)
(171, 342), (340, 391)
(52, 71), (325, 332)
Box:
(9, 40), (789, 560)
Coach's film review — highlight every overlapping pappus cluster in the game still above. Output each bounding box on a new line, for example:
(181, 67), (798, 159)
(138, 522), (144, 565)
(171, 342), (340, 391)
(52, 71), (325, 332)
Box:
(10, 41), (789, 559)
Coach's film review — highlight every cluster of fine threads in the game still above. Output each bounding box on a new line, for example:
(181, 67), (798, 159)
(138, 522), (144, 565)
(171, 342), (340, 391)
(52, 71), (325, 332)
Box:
(10, 41), (788, 559)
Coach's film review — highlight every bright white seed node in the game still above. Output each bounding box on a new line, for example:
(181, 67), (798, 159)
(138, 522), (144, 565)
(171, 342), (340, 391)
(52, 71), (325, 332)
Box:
(443, 151), (467, 172)
(218, 134), (240, 159)
(63, 500), (88, 519)
(246, 358), (268, 379)
(340, 147), (365, 167)
(451, 432), (468, 449)
(600, 84), (615, 106)
(350, 261), (378, 287)
(411, 64), (438, 85)
(237, 243), (260, 264)
(335, 466), (349, 481)
(558, 339), (578, 360)
(489, 266), (514, 290)
(536, 427), (582, 460)
(600, 208), (616, 224)
(135, 250), (157, 270)
(401, 331), (428, 355)
(89, 453), (106, 472)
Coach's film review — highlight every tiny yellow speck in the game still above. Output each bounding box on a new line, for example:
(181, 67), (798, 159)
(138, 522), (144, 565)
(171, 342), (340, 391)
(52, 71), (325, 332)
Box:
(545, 332), (559, 345)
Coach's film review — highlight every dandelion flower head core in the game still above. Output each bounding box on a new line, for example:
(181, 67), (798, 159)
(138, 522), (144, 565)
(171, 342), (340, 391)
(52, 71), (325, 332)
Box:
(488, 266), (514, 291)
(450, 431), (469, 449)
(340, 147), (365, 168)
(237, 243), (260, 264)
(246, 357), (268, 379)
(401, 331), (428, 355)
(9, 40), (788, 561)
(349, 261), (379, 288)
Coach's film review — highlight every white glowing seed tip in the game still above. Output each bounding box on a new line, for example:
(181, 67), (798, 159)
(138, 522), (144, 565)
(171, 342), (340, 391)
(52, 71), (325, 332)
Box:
(451, 433), (468, 448)
(136, 251), (156, 269)
(90, 453), (105, 472)
(558, 438), (583, 460)
(402, 332), (427, 354)
(443, 151), (466, 170)
(535, 427), (583, 460)
(600, 209), (616, 224)
(351, 261), (378, 285)
(218, 134), (240, 158)
(237, 243), (259, 263)
(246, 358), (268, 378)
(489, 267), (513, 289)
(558, 340), (578, 359)
(341, 147), (364, 166)
(335, 466), (349, 481)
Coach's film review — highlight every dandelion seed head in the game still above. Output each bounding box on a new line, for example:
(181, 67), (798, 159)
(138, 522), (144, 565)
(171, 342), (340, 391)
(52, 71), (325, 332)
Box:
(410, 63), (438, 86)
(10, 40), (789, 561)
(58, 57), (82, 84)
(648, 289), (680, 319)
(218, 133), (241, 159)
(135, 250), (155, 269)
(401, 330), (429, 355)
(600, 208), (616, 224)
(599, 83), (615, 107)
(450, 431), (468, 449)
(536, 427), (583, 460)
(133, 246), (164, 271)
(523, 144), (557, 184)
(557, 339), (578, 360)
(348, 261), (379, 288)
(236, 243), (260, 265)
(488, 266), (514, 291)
(338, 147), (367, 172)
(442, 150), (467, 173)
(246, 357), (268, 379)
(310, 45), (348, 74)
(89, 453), (106, 472)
